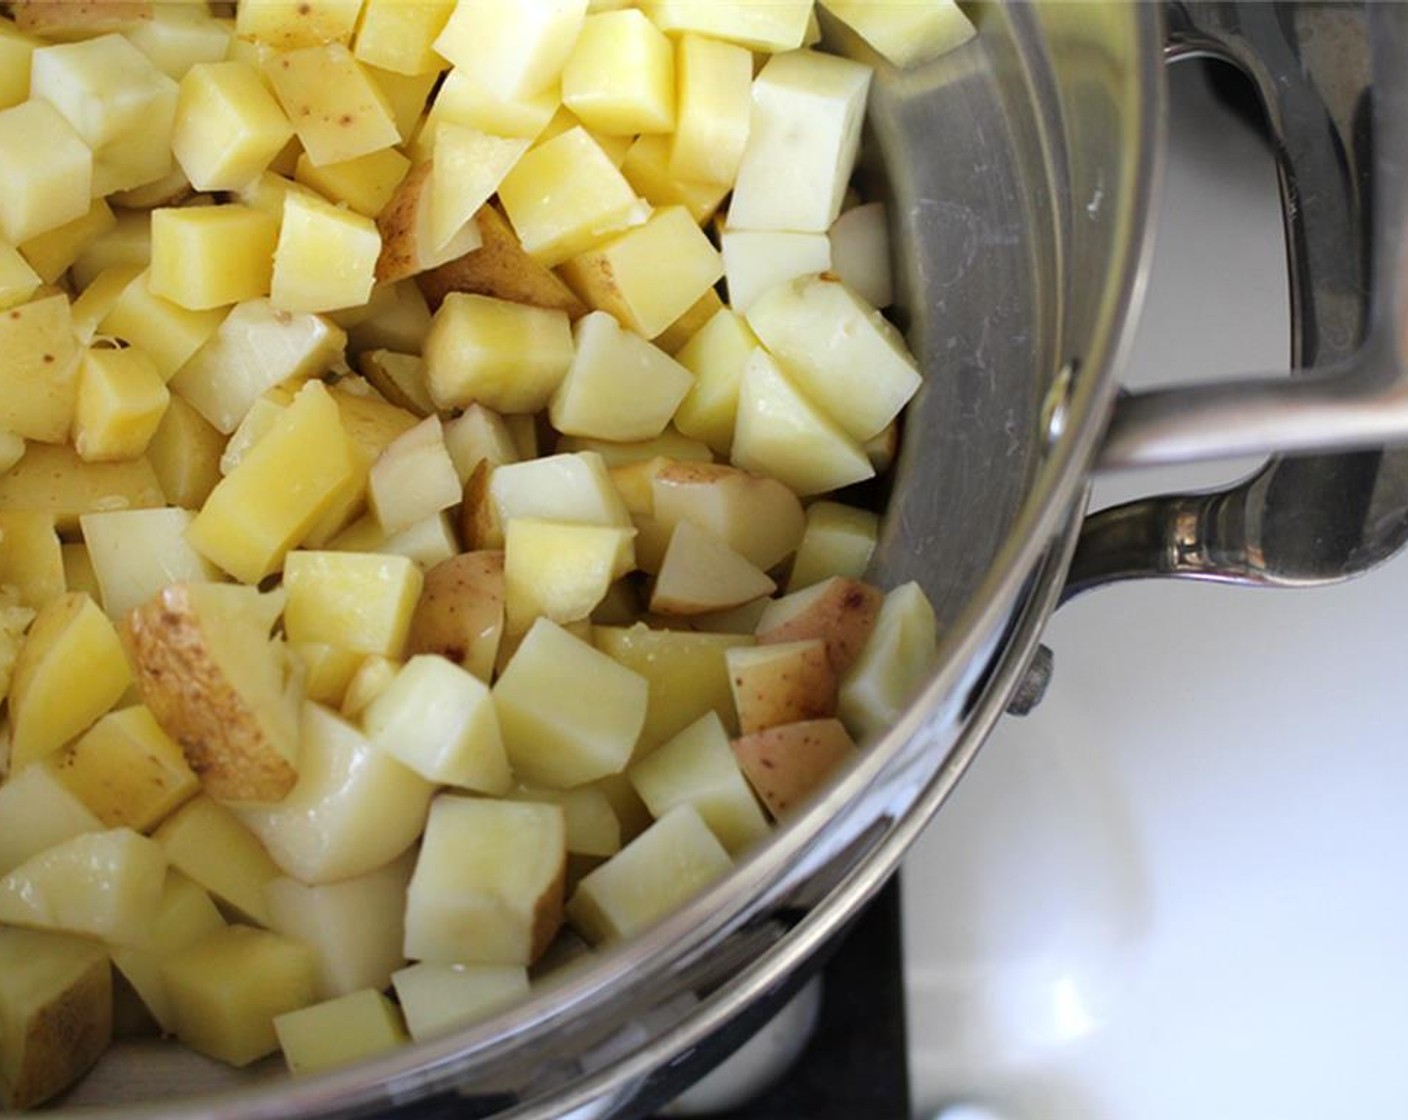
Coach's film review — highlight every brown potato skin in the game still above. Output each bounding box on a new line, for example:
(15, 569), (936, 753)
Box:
(731, 718), (857, 819)
(405, 550), (505, 683)
(374, 160), (432, 285)
(757, 578), (883, 676)
(123, 585), (297, 803)
(730, 639), (836, 735)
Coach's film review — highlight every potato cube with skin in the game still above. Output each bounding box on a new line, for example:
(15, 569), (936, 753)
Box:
(265, 42), (400, 167)
(731, 718), (858, 818)
(641, 0), (813, 52)
(0, 827), (167, 948)
(187, 381), (363, 583)
(81, 507), (218, 621)
(172, 61), (293, 191)
(0, 928), (111, 1112)
(374, 162), (485, 284)
(550, 312), (695, 442)
(651, 520), (775, 616)
(756, 576), (883, 676)
(567, 803), (730, 943)
(0, 446), (165, 534)
(73, 346), (170, 463)
(239, 0), (362, 50)
(726, 639), (836, 735)
(0, 510), (63, 611)
(392, 962), (527, 1042)
(237, 702), (435, 885)
(505, 519), (634, 635)
(424, 293), (575, 413)
(275, 988), (407, 1073)
(99, 269), (227, 381)
(47, 706), (199, 832)
(745, 274), (921, 441)
(272, 191), (381, 313)
(728, 51), (872, 234)
(629, 712), (769, 853)
(562, 9), (674, 135)
(498, 127), (645, 267)
(619, 134), (729, 226)
(731, 349), (874, 497)
(722, 230), (831, 315)
(838, 580), (939, 741)
(0, 244), (41, 312)
(404, 794), (566, 965)
(787, 500), (878, 591)
(0, 764), (102, 878)
(156, 796), (282, 926)
(406, 551), (505, 683)
(283, 550), (422, 659)
(494, 617), (648, 788)
(264, 854), (412, 1000)
(162, 925), (318, 1067)
(434, 0), (588, 101)
(10, 592), (131, 771)
(0, 291), (82, 444)
(294, 146), (410, 219)
(148, 205), (278, 310)
(362, 654), (511, 792)
(559, 206), (723, 340)
(354, 0), (455, 75)
(820, 0), (976, 68)
(358, 349), (435, 416)
(429, 123), (531, 257)
(0, 99), (90, 245)
(669, 34), (752, 185)
(367, 415), (460, 534)
(650, 460), (806, 572)
(19, 197), (116, 285)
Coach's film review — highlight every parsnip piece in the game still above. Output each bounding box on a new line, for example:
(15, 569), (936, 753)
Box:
(755, 576), (883, 676)
(155, 796), (281, 926)
(731, 718), (858, 817)
(838, 580), (939, 741)
(628, 713), (769, 854)
(566, 804), (730, 943)
(819, 0), (976, 68)
(264, 853), (413, 1000)
(124, 583), (302, 803)
(0, 827), (167, 948)
(10, 592), (131, 771)
(406, 551), (506, 683)
(80, 507), (220, 621)
(404, 794), (566, 966)
(650, 520), (775, 616)
(786, 500), (878, 591)
(275, 988), (407, 1073)
(649, 460), (805, 572)
(494, 618), (649, 788)
(161, 925), (318, 1067)
(392, 962), (528, 1041)
(0, 928), (111, 1111)
(433, 0), (587, 100)
(236, 701), (433, 884)
(726, 639), (837, 735)
(283, 550), (423, 658)
(0, 763), (102, 877)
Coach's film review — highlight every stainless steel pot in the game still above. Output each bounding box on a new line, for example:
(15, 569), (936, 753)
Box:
(70, 3), (1408, 1116)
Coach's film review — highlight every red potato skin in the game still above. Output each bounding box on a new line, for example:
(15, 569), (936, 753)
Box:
(757, 577), (883, 676)
(731, 718), (858, 818)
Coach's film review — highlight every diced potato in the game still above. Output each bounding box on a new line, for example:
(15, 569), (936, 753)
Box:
(0, 510), (63, 610)
(504, 518), (633, 634)
(827, 200), (892, 308)
(283, 550), (422, 658)
(669, 33), (752, 185)
(264, 42), (400, 166)
(353, 0), (455, 75)
(721, 229), (831, 315)
(122, 3), (232, 81)
(0, 291), (82, 443)
(819, 0), (976, 68)
(236, 702), (435, 884)
(374, 161), (486, 283)
(145, 396), (224, 509)
(367, 415), (461, 533)
(173, 60), (294, 191)
(9, 592), (131, 770)
(148, 205), (278, 311)
(497, 127), (644, 267)
(0, 928), (111, 1111)
(650, 520), (775, 616)
(275, 988), (407, 1073)
(99, 268), (227, 380)
(428, 122), (530, 256)
(0, 444), (165, 534)
(506, 784), (620, 857)
(70, 264), (143, 345)
(0, 97), (90, 246)
(392, 962), (528, 1041)
(731, 717), (858, 817)
(47, 706), (199, 832)
(107, 870), (223, 1027)
(653, 285), (724, 356)
(730, 348), (874, 497)
(566, 803), (730, 942)
(294, 146), (409, 218)
(669, 309), (756, 454)
(357, 349), (434, 416)
(0, 827), (167, 948)
(562, 9), (674, 135)
(0, 763), (102, 877)
(755, 576), (883, 676)
(161, 924), (318, 1067)
(0, 433), (26, 475)
(424, 292), (575, 412)
(649, 460), (805, 572)
(726, 638), (837, 735)
(73, 345), (170, 463)
(0, 244), (42, 311)
(272, 190), (381, 313)
(443, 402), (519, 482)
(423, 66), (558, 146)
(405, 794), (565, 965)
(263, 853), (413, 1000)
(728, 50), (872, 233)
(787, 500), (878, 591)
(238, 0), (362, 49)
(0, 20), (41, 111)
(154, 796), (282, 926)
(619, 134), (728, 229)
(72, 210), (151, 289)
(19, 197), (116, 285)
(290, 642), (363, 708)
(433, 0), (587, 100)
(491, 452), (632, 539)
(838, 580), (939, 741)
(405, 550), (506, 683)
(59, 543), (98, 602)
(641, 0), (813, 51)
(80, 507), (219, 621)
(628, 712), (768, 854)
(550, 311), (694, 442)
(493, 617), (648, 788)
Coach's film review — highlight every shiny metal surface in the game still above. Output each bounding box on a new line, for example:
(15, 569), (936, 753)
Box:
(1071, 2), (1408, 595)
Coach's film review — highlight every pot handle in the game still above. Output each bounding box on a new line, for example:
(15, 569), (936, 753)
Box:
(1066, 1), (1408, 597)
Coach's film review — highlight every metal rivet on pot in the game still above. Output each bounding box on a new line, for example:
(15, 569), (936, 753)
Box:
(1042, 360), (1077, 448)
(1006, 643), (1054, 716)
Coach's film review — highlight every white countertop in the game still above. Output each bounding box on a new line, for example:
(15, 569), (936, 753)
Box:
(901, 60), (1408, 1120)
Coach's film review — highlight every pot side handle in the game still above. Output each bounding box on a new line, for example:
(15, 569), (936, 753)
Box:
(1067, 1), (1408, 597)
